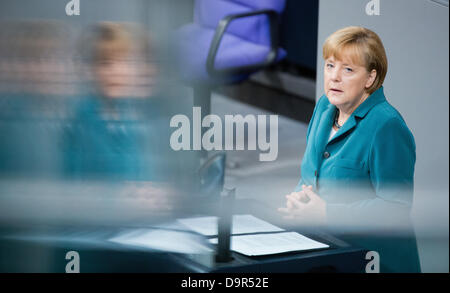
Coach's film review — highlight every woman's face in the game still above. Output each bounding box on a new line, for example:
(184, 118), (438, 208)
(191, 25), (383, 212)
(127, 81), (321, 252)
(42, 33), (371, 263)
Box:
(94, 53), (156, 98)
(324, 54), (376, 111)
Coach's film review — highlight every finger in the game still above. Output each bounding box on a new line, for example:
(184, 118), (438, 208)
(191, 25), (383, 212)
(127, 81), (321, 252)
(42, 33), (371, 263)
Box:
(293, 191), (306, 201)
(287, 192), (303, 201)
(286, 200), (299, 212)
(285, 193), (299, 209)
(285, 193), (292, 209)
(279, 207), (300, 218)
(286, 194), (307, 210)
(303, 187), (320, 201)
(283, 215), (294, 220)
(293, 191), (309, 203)
(286, 199), (293, 210)
(278, 207), (290, 214)
(286, 192), (298, 198)
(286, 197), (297, 209)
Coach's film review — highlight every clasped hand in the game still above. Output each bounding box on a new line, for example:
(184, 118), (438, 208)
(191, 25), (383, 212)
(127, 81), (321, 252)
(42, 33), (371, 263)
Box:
(278, 185), (327, 226)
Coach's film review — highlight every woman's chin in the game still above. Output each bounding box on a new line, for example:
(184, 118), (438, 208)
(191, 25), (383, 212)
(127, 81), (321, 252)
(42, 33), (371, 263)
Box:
(327, 94), (345, 106)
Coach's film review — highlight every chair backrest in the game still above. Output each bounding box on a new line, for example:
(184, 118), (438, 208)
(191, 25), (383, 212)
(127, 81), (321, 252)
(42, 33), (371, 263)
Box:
(194, 0), (286, 46)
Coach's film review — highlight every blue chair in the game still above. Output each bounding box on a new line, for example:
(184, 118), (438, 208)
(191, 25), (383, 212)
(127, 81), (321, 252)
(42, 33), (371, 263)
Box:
(174, 0), (287, 115)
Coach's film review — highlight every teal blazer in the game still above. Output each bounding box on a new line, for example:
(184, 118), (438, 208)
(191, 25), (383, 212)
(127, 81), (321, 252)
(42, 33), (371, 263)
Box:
(296, 86), (421, 272)
(63, 96), (167, 181)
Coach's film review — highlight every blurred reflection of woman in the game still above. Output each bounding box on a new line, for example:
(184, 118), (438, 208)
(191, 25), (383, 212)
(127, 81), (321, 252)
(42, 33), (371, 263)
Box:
(65, 22), (160, 180)
(63, 23), (179, 211)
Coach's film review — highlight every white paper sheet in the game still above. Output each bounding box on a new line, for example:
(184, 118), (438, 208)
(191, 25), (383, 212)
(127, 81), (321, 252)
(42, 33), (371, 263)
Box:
(108, 228), (214, 254)
(210, 232), (329, 256)
(176, 214), (284, 237)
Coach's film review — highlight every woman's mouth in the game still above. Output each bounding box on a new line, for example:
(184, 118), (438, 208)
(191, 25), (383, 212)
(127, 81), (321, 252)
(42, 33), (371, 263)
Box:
(330, 88), (343, 93)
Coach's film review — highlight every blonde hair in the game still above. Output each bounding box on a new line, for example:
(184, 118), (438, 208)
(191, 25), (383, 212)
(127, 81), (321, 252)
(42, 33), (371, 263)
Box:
(323, 26), (388, 94)
(81, 22), (152, 63)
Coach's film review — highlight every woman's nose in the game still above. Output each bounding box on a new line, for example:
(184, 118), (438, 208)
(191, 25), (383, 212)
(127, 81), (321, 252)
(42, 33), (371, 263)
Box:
(330, 68), (341, 81)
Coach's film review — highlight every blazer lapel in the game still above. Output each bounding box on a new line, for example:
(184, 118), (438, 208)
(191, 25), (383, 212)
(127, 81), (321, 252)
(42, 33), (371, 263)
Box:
(328, 115), (357, 144)
(328, 86), (387, 144)
(315, 103), (336, 156)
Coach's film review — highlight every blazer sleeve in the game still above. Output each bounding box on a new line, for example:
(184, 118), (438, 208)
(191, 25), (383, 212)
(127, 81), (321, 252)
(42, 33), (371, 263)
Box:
(369, 117), (416, 206)
(294, 95), (326, 192)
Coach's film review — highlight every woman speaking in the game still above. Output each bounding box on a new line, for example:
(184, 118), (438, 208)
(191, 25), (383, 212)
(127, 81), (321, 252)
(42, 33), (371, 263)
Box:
(279, 26), (421, 272)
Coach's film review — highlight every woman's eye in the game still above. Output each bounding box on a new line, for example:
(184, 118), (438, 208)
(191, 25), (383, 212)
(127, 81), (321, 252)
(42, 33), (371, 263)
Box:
(344, 67), (353, 72)
(326, 63), (334, 68)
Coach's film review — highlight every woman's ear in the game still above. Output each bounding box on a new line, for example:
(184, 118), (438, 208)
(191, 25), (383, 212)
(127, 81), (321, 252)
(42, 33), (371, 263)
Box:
(365, 69), (377, 89)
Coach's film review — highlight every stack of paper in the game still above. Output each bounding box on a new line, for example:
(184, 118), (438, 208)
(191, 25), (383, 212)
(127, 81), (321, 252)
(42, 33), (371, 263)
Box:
(209, 232), (329, 256)
(176, 214), (284, 236)
(177, 214), (329, 256)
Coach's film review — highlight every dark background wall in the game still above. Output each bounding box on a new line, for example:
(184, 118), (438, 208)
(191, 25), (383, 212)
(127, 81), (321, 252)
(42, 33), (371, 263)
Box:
(280, 0), (319, 74)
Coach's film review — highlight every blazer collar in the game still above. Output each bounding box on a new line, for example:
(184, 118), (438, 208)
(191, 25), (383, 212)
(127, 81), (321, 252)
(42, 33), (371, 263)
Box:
(320, 86), (386, 146)
(353, 86), (386, 118)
